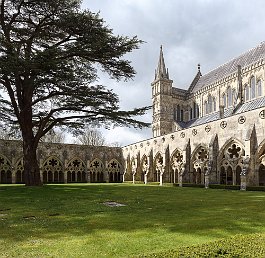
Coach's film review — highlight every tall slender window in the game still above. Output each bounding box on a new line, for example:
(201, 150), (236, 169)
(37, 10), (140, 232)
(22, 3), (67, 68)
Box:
(223, 93), (227, 108)
(208, 95), (213, 113)
(257, 80), (262, 97)
(227, 87), (232, 106)
(213, 97), (216, 111)
(190, 108), (193, 120)
(193, 102), (196, 118)
(251, 76), (255, 99)
(232, 89), (236, 105)
(180, 110), (184, 121)
(204, 101), (208, 115)
(245, 84), (249, 101)
(176, 105), (180, 121)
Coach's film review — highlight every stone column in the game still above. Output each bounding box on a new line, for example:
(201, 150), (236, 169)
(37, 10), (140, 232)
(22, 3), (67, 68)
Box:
(241, 156), (250, 191)
(64, 159), (68, 183)
(144, 171), (148, 184)
(159, 166), (165, 186)
(11, 158), (16, 184)
(39, 158), (43, 184)
(204, 172), (209, 189)
(86, 161), (90, 183)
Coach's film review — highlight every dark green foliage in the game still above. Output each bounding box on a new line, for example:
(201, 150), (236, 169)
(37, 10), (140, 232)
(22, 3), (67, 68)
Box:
(246, 186), (265, 192)
(182, 183), (205, 188)
(209, 184), (240, 190)
(142, 233), (265, 257)
(0, 0), (149, 185)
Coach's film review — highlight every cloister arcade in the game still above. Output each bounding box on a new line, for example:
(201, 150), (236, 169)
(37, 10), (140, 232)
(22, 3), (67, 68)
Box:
(0, 153), (122, 184)
(124, 137), (265, 188)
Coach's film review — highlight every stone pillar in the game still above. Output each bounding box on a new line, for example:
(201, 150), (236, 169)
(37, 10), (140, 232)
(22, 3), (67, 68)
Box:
(240, 174), (247, 190)
(39, 158), (43, 184)
(178, 172), (183, 187)
(144, 172), (148, 184)
(87, 168), (90, 183)
(11, 158), (16, 184)
(159, 166), (165, 186)
(205, 172), (209, 189)
(132, 172), (136, 184)
(241, 156), (250, 190)
(64, 159), (68, 183)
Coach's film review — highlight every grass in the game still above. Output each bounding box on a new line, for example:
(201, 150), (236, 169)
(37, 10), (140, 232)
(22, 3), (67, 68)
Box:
(0, 184), (265, 257)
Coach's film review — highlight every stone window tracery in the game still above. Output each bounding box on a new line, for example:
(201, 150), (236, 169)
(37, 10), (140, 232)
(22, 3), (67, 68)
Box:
(42, 156), (64, 183)
(0, 155), (12, 183)
(66, 158), (86, 183)
(90, 158), (104, 182)
(15, 158), (24, 183)
(107, 159), (121, 183)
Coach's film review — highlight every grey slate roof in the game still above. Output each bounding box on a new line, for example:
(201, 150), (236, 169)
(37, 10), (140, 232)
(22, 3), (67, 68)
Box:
(191, 41), (265, 93)
(178, 96), (265, 129)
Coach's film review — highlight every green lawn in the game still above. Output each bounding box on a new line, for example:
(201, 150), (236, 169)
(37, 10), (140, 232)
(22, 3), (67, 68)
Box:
(0, 184), (265, 257)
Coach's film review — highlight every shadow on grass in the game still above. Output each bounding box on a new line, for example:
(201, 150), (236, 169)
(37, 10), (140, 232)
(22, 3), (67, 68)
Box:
(0, 184), (265, 243)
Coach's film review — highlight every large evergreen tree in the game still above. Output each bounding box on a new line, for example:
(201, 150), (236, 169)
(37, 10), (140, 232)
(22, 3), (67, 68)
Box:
(0, 0), (150, 186)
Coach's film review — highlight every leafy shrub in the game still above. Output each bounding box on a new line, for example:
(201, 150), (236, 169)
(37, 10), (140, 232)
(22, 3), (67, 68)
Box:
(141, 233), (265, 257)
(182, 183), (204, 188)
(246, 186), (265, 192)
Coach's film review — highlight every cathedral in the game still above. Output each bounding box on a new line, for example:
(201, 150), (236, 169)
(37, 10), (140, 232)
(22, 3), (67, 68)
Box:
(1, 42), (265, 189)
(122, 41), (265, 189)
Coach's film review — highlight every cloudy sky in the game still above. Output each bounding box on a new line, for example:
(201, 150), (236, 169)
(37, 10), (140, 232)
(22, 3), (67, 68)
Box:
(79, 0), (265, 146)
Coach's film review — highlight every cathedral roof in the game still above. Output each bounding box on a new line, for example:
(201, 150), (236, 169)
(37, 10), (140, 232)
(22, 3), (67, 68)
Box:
(191, 41), (265, 93)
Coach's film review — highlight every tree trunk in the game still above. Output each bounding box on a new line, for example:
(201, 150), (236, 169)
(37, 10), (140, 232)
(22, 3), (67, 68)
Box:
(23, 138), (42, 186)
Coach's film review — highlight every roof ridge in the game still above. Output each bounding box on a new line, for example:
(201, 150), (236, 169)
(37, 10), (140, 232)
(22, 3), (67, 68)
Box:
(201, 41), (265, 78)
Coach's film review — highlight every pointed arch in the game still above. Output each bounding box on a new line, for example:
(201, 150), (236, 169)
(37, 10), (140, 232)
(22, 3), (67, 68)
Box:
(15, 157), (24, 184)
(66, 157), (86, 183)
(107, 159), (122, 183)
(42, 156), (63, 183)
(89, 158), (104, 183)
(0, 154), (12, 184)
(250, 75), (256, 99)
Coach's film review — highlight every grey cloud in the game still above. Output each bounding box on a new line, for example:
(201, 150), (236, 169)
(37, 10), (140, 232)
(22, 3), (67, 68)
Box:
(81, 0), (265, 145)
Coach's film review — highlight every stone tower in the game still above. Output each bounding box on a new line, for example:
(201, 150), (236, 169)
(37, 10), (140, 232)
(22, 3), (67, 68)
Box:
(151, 46), (173, 137)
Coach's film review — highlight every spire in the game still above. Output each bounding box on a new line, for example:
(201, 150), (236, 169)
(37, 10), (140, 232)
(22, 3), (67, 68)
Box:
(155, 45), (169, 80)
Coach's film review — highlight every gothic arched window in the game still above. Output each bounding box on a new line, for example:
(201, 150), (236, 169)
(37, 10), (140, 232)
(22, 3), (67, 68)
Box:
(257, 80), (262, 97)
(232, 89), (236, 104)
(245, 84), (249, 101)
(213, 97), (216, 111)
(208, 95), (213, 113)
(251, 76), (256, 99)
(204, 101), (208, 115)
(180, 109), (184, 121)
(227, 86), (232, 106)
(222, 93), (227, 108)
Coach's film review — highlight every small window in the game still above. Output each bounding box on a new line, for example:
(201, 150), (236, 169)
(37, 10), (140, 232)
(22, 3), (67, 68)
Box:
(222, 93), (227, 108)
(251, 76), (255, 99)
(208, 95), (213, 113)
(180, 110), (184, 121)
(204, 101), (208, 115)
(245, 84), (249, 101)
(213, 98), (216, 111)
(257, 80), (262, 97)
(227, 87), (232, 106)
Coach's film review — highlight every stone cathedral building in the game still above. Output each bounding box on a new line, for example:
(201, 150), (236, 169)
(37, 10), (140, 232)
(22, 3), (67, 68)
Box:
(1, 41), (265, 189)
(123, 42), (265, 190)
